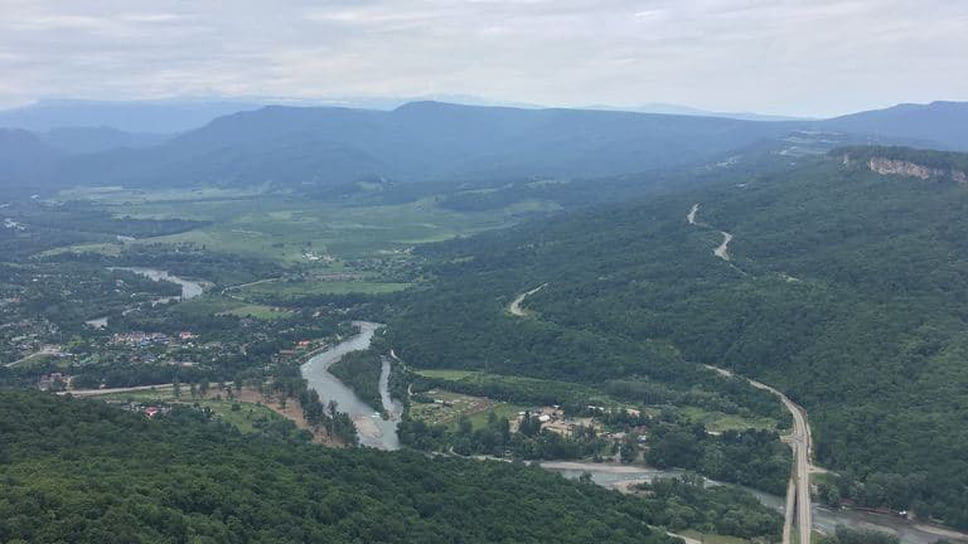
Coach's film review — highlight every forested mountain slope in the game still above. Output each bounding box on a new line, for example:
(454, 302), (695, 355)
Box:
(818, 101), (968, 151)
(54, 101), (790, 189)
(4, 100), (966, 194)
(0, 129), (62, 195)
(38, 127), (169, 154)
(0, 391), (703, 544)
(388, 147), (968, 527)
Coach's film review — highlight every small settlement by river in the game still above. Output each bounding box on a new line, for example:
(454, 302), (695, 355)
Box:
(300, 322), (963, 544)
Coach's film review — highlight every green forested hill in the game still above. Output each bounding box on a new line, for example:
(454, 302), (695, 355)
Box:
(389, 147), (968, 527)
(0, 391), (783, 544)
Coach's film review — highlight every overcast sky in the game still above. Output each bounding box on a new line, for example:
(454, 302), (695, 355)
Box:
(1, 0), (966, 117)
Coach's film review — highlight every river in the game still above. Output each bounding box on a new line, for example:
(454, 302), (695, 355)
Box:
(300, 321), (401, 450)
(80, 268), (957, 542)
(544, 461), (963, 544)
(85, 267), (206, 328)
(112, 267), (205, 302)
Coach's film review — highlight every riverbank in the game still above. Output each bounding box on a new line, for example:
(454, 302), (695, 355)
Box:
(301, 321), (401, 450)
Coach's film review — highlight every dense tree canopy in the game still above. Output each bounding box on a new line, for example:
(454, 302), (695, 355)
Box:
(388, 148), (968, 527)
(0, 391), (785, 543)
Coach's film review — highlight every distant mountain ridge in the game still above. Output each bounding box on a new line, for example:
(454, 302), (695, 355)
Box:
(0, 99), (265, 133)
(0, 129), (62, 195)
(819, 101), (968, 151)
(0, 99), (965, 193)
(38, 127), (170, 155)
(588, 102), (808, 122)
(54, 101), (794, 189)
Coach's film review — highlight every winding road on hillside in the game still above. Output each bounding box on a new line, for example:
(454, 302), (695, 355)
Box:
(689, 202), (812, 542)
(705, 365), (812, 544)
(714, 231), (733, 261)
(508, 283), (547, 316)
(4, 346), (60, 368)
(687, 203), (733, 262)
(220, 277), (281, 300)
(687, 203), (701, 225)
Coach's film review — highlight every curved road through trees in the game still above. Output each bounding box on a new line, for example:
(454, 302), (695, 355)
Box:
(704, 364), (812, 544)
(508, 283), (547, 316)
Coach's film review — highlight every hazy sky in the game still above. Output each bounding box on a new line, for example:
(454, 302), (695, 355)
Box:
(1, 0), (966, 117)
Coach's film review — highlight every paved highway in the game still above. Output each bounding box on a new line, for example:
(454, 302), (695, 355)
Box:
(704, 364), (812, 544)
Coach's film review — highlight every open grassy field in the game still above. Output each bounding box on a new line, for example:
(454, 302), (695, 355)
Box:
(222, 304), (295, 320)
(239, 279), (412, 298)
(409, 388), (530, 430)
(195, 399), (284, 433)
(414, 369), (625, 410)
(46, 186), (554, 299)
(166, 296), (295, 321)
(415, 369), (778, 433)
(169, 295), (248, 316)
(6, 352), (64, 369)
(467, 402), (528, 430)
(98, 386), (288, 434)
(679, 406), (778, 432)
(413, 369), (484, 381)
(57, 185), (270, 205)
(56, 188), (547, 264)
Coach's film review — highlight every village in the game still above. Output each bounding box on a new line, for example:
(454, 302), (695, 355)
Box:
(409, 385), (653, 461)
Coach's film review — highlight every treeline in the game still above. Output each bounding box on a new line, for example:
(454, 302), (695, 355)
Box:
(272, 361), (358, 445)
(0, 391), (782, 543)
(0, 200), (206, 259)
(329, 349), (384, 412)
(400, 409), (611, 461)
(818, 526), (900, 544)
(638, 474), (783, 540)
(646, 420), (790, 495)
(388, 291), (786, 423)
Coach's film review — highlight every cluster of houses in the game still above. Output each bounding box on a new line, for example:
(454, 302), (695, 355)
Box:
(116, 401), (172, 418)
(110, 331), (195, 347)
(37, 372), (66, 391)
(277, 338), (321, 358)
(3, 218), (26, 231)
(111, 331), (170, 347)
(514, 405), (650, 443)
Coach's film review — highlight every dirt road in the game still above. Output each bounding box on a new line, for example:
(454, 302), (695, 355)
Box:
(687, 203), (734, 262)
(714, 231), (733, 261)
(687, 203), (701, 225)
(4, 346), (61, 368)
(509, 283), (546, 316)
(704, 364), (812, 544)
(62, 383), (177, 397)
(220, 277), (280, 300)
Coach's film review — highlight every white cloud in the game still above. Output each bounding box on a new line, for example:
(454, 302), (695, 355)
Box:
(0, 0), (965, 116)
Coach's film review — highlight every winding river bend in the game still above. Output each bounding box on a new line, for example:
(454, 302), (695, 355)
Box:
(91, 267), (960, 542)
(113, 267), (205, 302)
(301, 321), (401, 450)
(85, 267), (206, 328)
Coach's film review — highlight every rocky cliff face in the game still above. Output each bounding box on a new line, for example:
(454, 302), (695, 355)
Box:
(850, 155), (968, 184)
(867, 157), (944, 179)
